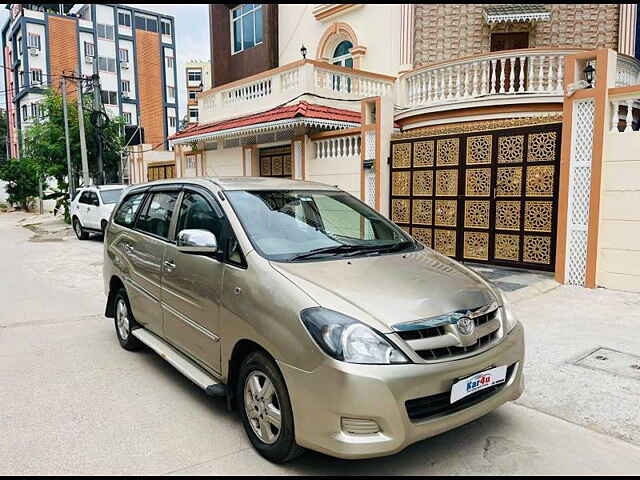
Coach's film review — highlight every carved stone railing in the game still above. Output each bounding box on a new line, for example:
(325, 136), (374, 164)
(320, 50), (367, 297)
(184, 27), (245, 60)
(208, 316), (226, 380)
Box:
(615, 54), (640, 88)
(398, 48), (584, 110)
(609, 86), (640, 132)
(198, 60), (394, 124)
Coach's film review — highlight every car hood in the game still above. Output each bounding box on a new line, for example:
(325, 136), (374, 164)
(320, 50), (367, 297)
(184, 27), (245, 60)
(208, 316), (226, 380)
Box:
(270, 248), (498, 332)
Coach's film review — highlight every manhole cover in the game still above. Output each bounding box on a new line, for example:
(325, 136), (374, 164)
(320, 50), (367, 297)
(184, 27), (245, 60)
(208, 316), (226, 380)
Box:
(574, 347), (640, 380)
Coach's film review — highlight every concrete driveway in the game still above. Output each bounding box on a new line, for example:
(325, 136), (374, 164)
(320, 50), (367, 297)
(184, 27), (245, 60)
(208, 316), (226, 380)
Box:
(1, 212), (639, 475)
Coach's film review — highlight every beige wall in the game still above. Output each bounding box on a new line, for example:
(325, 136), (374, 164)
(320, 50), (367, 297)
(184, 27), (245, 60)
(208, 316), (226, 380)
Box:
(414, 4), (620, 67)
(128, 146), (174, 184)
(597, 131), (640, 292)
(278, 4), (403, 76)
(306, 143), (361, 198)
(204, 147), (244, 177)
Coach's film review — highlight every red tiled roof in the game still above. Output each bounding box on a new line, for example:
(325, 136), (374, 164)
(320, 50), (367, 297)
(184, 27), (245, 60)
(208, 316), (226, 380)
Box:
(169, 101), (361, 141)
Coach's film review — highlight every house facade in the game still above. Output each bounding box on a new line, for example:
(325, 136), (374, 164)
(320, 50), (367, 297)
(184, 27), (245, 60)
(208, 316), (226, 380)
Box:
(2, 3), (178, 159)
(168, 4), (640, 291)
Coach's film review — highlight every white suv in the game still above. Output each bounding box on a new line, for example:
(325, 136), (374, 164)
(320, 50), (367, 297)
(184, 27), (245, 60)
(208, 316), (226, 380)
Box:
(71, 185), (125, 239)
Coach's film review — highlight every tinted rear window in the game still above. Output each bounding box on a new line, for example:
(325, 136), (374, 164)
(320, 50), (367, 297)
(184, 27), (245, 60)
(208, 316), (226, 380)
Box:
(113, 193), (145, 228)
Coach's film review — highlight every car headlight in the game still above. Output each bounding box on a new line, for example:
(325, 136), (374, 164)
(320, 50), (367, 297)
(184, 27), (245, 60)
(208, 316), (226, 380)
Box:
(300, 307), (410, 364)
(496, 290), (519, 334)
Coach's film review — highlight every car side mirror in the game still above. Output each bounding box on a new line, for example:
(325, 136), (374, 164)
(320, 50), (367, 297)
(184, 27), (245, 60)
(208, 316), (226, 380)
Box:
(176, 229), (218, 254)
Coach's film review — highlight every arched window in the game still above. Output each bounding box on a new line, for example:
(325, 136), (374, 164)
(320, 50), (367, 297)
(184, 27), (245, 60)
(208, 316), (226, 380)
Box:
(331, 40), (353, 68)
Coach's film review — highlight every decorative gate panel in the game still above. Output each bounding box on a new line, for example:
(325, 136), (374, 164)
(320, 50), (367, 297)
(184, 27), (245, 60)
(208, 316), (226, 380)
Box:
(259, 146), (292, 178)
(390, 122), (561, 271)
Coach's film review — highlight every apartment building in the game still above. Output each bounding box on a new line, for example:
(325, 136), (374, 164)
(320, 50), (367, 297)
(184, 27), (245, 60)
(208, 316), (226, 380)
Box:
(185, 60), (212, 125)
(168, 4), (640, 291)
(2, 3), (178, 158)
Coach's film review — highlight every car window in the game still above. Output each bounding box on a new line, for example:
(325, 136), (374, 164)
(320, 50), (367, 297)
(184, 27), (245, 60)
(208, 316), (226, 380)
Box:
(135, 192), (179, 239)
(88, 192), (100, 206)
(113, 193), (145, 228)
(100, 189), (123, 204)
(175, 191), (223, 241)
(78, 191), (91, 204)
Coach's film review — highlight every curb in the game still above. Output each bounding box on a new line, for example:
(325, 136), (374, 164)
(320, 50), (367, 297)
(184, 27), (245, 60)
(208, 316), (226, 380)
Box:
(505, 278), (560, 304)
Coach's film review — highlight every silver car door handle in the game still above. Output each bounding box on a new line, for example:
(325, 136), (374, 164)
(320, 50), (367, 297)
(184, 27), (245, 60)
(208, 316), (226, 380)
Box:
(163, 259), (176, 273)
(123, 243), (134, 254)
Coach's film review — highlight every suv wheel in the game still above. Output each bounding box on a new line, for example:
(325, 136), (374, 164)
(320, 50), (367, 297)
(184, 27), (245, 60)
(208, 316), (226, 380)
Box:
(237, 351), (304, 463)
(73, 217), (89, 240)
(114, 288), (143, 351)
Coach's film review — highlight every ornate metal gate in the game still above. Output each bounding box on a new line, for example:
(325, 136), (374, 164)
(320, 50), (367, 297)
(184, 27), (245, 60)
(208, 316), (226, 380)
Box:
(390, 121), (561, 271)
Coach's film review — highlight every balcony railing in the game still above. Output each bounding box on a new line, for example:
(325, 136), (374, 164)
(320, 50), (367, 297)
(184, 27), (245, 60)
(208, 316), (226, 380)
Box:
(198, 60), (395, 124)
(616, 54), (640, 88)
(398, 48), (584, 111)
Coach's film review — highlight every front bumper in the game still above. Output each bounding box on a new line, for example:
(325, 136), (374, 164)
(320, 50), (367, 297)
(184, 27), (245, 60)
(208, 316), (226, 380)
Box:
(279, 322), (524, 459)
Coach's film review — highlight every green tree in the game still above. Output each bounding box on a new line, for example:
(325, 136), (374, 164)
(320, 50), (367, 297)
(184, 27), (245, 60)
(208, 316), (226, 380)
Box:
(22, 88), (125, 221)
(0, 157), (39, 211)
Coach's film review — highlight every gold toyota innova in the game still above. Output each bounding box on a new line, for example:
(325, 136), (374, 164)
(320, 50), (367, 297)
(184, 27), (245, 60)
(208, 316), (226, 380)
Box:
(103, 177), (524, 463)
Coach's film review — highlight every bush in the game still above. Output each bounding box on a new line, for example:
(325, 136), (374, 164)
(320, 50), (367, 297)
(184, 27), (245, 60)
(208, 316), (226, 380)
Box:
(0, 158), (40, 211)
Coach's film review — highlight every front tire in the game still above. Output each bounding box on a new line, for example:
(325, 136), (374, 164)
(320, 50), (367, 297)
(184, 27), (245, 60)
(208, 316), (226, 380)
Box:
(73, 217), (89, 240)
(237, 351), (304, 463)
(113, 288), (143, 351)
(101, 220), (108, 238)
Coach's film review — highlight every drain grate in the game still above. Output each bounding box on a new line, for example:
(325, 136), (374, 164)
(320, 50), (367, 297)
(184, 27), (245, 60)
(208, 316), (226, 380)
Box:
(573, 347), (640, 380)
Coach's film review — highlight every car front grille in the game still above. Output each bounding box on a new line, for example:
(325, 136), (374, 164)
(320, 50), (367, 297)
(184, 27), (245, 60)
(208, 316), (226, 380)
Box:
(396, 307), (501, 361)
(405, 363), (517, 422)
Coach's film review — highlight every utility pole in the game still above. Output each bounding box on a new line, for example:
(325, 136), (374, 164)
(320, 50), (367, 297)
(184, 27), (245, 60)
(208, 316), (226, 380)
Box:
(75, 73), (91, 187)
(91, 73), (104, 185)
(61, 75), (75, 200)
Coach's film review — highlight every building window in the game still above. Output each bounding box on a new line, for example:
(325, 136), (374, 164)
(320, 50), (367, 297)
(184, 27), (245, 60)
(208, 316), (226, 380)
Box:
(168, 116), (176, 127)
(331, 40), (353, 68)
(123, 112), (132, 124)
(98, 56), (117, 73)
(189, 109), (198, 121)
(166, 56), (175, 69)
(187, 70), (202, 83)
(18, 71), (24, 88)
(31, 103), (39, 119)
(21, 105), (28, 121)
(167, 86), (176, 99)
(84, 41), (95, 57)
(118, 10), (131, 27)
(119, 48), (129, 63)
(17, 37), (22, 56)
(161, 19), (172, 36)
(231, 4), (263, 54)
(135, 14), (158, 33)
(97, 23), (115, 41)
(30, 69), (42, 85)
(101, 90), (118, 105)
(188, 91), (197, 101)
(121, 80), (131, 93)
(27, 33), (41, 50)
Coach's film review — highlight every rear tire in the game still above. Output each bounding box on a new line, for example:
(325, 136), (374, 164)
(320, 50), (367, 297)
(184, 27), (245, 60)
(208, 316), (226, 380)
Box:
(73, 217), (89, 240)
(113, 288), (143, 351)
(237, 351), (304, 463)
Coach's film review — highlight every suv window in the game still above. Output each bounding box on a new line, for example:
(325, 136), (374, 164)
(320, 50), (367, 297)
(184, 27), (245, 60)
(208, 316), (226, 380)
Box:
(113, 192), (145, 228)
(136, 192), (179, 239)
(78, 191), (91, 204)
(88, 191), (100, 206)
(175, 191), (223, 241)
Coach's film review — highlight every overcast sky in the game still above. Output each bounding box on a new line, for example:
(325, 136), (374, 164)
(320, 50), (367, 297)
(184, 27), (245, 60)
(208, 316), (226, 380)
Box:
(0, 4), (211, 119)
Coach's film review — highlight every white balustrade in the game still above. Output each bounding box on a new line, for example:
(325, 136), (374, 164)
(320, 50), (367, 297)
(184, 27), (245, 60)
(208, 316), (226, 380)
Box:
(401, 50), (574, 108)
(197, 61), (394, 124)
(313, 135), (361, 160)
(616, 55), (640, 87)
(609, 90), (640, 133)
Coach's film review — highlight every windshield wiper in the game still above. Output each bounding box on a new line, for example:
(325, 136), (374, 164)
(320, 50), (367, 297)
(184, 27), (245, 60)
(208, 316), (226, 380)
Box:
(341, 240), (416, 257)
(288, 244), (369, 261)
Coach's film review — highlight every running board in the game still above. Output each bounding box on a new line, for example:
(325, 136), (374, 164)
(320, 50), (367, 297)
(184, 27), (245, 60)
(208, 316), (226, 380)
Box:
(132, 328), (227, 398)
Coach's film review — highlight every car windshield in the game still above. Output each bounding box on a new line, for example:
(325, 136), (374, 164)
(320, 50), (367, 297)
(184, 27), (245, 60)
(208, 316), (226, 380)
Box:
(226, 190), (418, 262)
(100, 189), (124, 204)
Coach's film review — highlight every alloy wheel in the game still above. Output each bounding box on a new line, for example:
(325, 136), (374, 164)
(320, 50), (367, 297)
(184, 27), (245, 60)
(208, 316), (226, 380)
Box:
(244, 370), (282, 444)
(116, 298), (130, 341)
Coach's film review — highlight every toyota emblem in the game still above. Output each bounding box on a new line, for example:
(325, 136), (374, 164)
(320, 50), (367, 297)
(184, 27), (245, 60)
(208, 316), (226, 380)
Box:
(456, 316), (475, 336)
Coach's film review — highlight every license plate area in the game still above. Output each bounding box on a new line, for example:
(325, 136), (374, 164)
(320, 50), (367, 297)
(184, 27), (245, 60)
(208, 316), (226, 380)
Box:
(450, 365), (508, 404)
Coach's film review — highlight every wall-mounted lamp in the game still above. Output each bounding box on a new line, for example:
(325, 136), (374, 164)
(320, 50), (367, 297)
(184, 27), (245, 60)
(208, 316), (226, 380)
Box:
(300, 44), (307, 59)
(583, 63), (595, 88)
